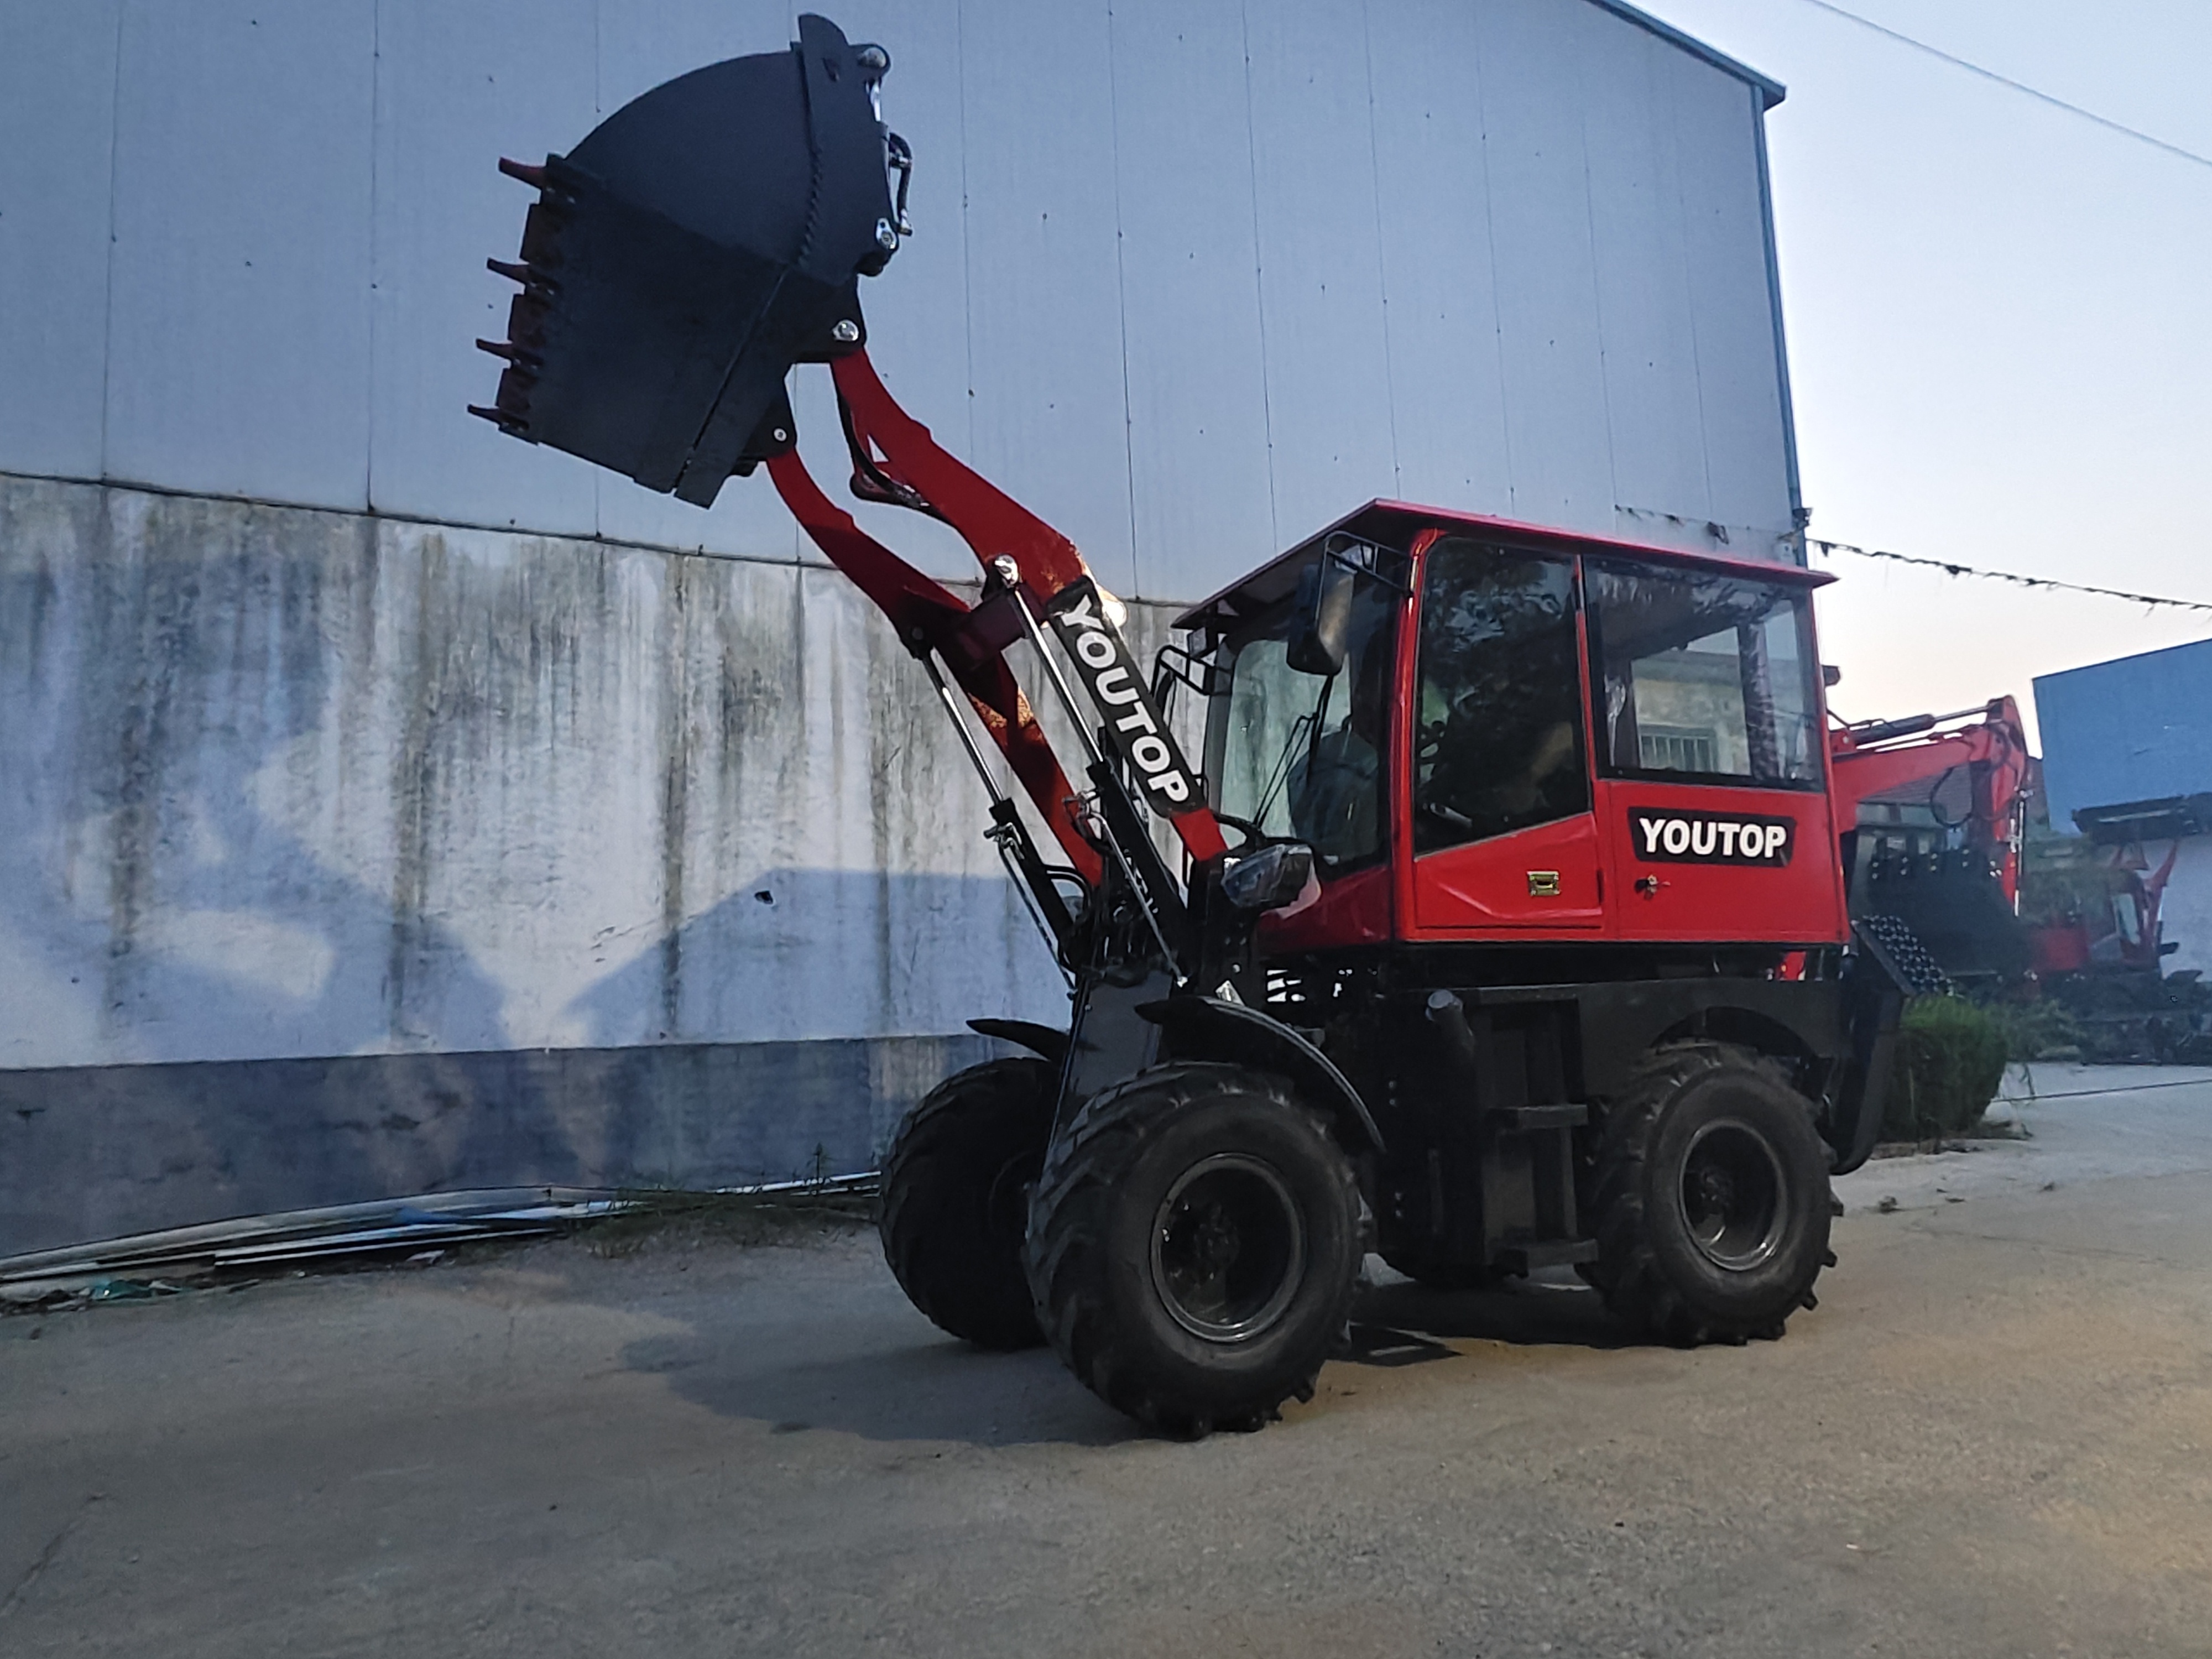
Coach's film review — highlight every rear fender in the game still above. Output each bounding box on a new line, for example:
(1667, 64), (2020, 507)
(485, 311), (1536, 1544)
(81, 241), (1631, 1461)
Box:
(1136, 996), (1385, 1154)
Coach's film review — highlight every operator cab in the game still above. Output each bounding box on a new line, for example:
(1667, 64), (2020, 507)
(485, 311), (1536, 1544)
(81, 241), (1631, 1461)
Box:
(1182, 503), (1850, 955)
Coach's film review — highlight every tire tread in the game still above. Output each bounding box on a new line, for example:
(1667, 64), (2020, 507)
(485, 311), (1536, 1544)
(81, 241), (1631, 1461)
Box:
(1023, 1062), (1359, 1438)
(879, 1056), (1053, 1350)
(1582, 1042), (1830, 1347)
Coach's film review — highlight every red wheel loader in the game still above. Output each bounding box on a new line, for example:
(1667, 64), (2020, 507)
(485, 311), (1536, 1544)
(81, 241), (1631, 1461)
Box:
(472, 17), (1912, 1436)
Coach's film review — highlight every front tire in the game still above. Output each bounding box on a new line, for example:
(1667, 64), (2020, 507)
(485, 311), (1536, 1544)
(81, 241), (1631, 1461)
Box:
(1584, 1044), (1834, 1345)
(1023, 1063), (1362, 1438)
(878, 1056), (1055, 1350)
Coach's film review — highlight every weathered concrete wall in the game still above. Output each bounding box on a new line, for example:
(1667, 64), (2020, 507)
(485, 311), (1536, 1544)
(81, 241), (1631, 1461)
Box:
(0, 473), (1171, 1250)
(0, 473), (1108, 1071)
(0, 1034), (997, 1255)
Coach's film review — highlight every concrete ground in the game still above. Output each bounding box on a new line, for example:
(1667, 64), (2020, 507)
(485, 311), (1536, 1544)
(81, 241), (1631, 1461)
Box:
(5, 1067), (2210, 1657)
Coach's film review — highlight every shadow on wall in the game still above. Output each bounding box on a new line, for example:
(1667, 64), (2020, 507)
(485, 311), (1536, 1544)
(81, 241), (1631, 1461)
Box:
(565, 866), (1069, 1048)
(0, 1031), (1004, 1256)
(1, 477), (1072, 1068)
(0, 480), (516, 1068)
(0, 477), (1070, 1253)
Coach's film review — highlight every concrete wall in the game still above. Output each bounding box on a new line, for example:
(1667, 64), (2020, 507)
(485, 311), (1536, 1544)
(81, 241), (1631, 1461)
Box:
(0, 0), (1803, 1250)
(0, 476), (1089, 1072)
(0, 473), (1128, 1249)
(0, 1035), (997, 1255)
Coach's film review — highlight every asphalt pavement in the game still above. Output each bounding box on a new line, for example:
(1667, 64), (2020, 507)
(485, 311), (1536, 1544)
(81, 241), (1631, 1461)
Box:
(4, 1065), (2210, 1657)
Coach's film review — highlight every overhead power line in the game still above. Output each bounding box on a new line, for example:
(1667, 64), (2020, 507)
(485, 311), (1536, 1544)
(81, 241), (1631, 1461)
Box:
(1793, 0), (2212, 173)
(1808, 538), (2212, 614)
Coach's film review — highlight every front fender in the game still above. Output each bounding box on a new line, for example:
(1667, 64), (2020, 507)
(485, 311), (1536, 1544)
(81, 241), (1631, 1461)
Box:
(967, 1018), (1070, 1067)
(1135, 995), (1385, 1154)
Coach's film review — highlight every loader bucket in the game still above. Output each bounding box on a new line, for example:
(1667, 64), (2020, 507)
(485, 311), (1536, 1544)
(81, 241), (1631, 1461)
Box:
(471, 14), (900, 505)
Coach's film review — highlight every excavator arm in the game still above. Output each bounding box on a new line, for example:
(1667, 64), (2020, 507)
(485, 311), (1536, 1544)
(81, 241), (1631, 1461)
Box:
(1829, 696), (2032, 904)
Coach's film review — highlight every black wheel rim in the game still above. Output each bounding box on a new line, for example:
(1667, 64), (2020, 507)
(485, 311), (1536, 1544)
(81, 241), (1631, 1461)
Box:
(1149, 1153), (1306, 1343)
(1677, 1118), (1790, 1271)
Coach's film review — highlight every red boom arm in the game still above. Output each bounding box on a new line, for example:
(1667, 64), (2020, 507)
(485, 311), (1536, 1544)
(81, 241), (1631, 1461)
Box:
(771, 349), (1228, 870)
(1828, 696), (2032, 902)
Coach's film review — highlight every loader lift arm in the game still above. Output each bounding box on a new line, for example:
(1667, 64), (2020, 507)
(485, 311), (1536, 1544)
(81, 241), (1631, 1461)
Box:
(762, 348), (1233, 969)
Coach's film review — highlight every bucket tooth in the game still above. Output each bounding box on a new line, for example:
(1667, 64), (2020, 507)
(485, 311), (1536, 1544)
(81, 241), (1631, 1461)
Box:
(467, 403), (525, 431)
(476, 338), (541, 367)
(497, 156), (549, 189)
(486, 258), (533, 284)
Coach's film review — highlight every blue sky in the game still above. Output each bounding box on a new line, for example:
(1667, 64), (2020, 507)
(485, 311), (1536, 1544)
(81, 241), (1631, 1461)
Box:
(1644, 0), (2211, 744)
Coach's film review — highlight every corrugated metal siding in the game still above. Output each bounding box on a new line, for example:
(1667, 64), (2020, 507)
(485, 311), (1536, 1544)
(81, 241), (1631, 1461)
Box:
(959, 0), (1141, 599)
(103, 1), (378, 509)
(1, 0), (1799, 596)
(2034, 640), (2212, 827)
(0, 2), (118, 481)
(367, 0), (602, 538)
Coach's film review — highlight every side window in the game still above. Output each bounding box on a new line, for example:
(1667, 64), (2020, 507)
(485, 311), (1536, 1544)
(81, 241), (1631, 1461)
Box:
(1584, 560), (1821, 790)
(1213, 573), (1397, 869)
(1413, 540), (1589, 853)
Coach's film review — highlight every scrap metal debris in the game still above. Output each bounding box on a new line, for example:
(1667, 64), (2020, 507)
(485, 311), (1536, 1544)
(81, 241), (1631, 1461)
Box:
(0, 1174), (878, 1312)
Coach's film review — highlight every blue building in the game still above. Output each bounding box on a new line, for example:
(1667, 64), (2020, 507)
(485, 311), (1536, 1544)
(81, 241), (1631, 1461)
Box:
(2034, 638), (2212, 975)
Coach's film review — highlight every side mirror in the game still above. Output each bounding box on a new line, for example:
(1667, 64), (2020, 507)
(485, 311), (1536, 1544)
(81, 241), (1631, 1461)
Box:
(1221, 842), (1315, 912)
(1286, 552), (1355, 676)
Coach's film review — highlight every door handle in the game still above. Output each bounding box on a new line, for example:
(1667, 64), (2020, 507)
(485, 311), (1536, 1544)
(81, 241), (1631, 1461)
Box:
(1635, 875), (1665, 897)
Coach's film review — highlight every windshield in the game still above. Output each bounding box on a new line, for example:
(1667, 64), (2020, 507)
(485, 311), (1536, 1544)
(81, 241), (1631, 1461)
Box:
(1208, 571), (1398, 869)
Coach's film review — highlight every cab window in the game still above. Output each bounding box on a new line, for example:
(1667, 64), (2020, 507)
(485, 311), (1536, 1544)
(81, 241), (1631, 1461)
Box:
(1211, 569), (1397, 869)
(1413, 540), (1589, 853)
(1583, 559), (1821, 790)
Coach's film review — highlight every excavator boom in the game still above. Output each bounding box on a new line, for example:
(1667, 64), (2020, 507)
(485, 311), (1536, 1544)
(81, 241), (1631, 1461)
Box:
(1829, 695), (2033, 984)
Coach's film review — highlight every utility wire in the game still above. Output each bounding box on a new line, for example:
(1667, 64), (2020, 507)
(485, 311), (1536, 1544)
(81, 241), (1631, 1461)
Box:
(2001, 1074), (2212, 1103)
(1808, 538), (2212, 615)
(1793, 0), (2212, 173)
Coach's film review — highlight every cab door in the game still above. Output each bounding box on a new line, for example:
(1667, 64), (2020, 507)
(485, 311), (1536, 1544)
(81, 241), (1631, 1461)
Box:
(1582, 556), (1849, 945)
(1405, 540), (1606, 936)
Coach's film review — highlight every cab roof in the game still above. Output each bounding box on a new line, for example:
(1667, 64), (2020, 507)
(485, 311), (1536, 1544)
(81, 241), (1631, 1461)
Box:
(1170, 499), (1835, 638)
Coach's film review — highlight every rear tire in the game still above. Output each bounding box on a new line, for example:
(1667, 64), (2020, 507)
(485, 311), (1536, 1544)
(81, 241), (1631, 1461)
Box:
(1583, 1044), (1834, 1345)
(1023, 1063), (1362, 1438)
(878, 1056), (1055, 1350)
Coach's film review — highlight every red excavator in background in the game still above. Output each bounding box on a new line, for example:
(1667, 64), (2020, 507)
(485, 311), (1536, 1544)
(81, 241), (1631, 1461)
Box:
(1828, 698), (2033, 988)
(468, 15), (1927, 1437)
